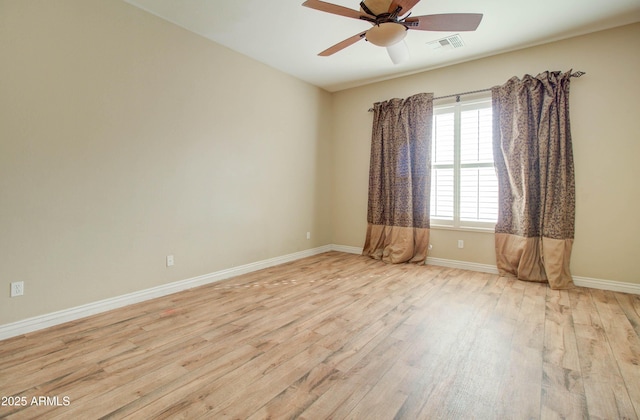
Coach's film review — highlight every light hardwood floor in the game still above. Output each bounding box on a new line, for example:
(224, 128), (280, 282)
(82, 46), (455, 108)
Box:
(1, 251), (639, 419)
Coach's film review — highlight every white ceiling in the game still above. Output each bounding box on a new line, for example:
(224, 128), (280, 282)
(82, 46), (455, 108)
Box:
(124, 0), (640, 92)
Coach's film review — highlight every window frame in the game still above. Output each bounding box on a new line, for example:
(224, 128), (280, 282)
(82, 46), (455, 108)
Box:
(430, 96), (497, 231)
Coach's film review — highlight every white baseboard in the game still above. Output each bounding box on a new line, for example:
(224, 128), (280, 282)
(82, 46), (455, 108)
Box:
(327, 245), (500, 274)
(0, 245), (332, 341)
(572, 276), (640, 295)
(426, 257), (640, 294)
(2, 244), (638, 340)
(426, 257), (500, 274)
(330, 244), (363, 255)
(328, 245), (640, 295)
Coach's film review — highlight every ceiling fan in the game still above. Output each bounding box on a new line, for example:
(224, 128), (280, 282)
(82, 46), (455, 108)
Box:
(302, 0), (483, 64)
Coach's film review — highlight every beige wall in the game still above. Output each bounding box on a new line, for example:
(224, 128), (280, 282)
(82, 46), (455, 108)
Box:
(332, 23), (640, 285)
(0, 0), (333, 324)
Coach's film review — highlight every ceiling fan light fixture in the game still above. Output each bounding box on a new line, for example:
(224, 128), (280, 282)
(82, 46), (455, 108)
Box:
(365, 22), (407, 47)
(387, 40), (409, 64)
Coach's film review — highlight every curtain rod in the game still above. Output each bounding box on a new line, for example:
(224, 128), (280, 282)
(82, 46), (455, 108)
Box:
(368, 71), (586, 112)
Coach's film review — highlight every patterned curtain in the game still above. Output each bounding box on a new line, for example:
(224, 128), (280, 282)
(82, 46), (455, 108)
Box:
(362, 92), (433, 264)
(492, 71), (575, 289)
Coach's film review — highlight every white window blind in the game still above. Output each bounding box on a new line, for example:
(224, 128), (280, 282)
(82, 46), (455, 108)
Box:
(430, 98), (497, 229)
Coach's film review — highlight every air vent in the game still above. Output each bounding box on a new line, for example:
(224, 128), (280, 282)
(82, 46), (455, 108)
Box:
(427, 34), (465, 51)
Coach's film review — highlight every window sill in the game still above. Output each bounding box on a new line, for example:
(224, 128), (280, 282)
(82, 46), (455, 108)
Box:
(430, 224), (495, 234)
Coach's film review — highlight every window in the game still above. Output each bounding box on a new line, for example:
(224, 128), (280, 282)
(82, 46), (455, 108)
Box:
(430, 97), (498, 229)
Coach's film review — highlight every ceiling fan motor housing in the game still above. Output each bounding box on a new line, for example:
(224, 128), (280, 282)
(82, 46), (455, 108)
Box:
(366, 22), (408, 47)
(360, 0), (394, 16)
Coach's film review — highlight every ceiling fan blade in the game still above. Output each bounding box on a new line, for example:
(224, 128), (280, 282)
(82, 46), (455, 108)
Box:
(404, 13), (483, 31)
(318, 31), (368, 56)
(302, 0), (373, 20)
(388, 0), (421, 15)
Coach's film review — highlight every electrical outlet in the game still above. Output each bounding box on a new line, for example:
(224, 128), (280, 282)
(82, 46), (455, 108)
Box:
(306, 232), (311, 240)
(10, 281), (24, 297)
(457, 240), (464, 249)
(166, 255), (174, 267)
